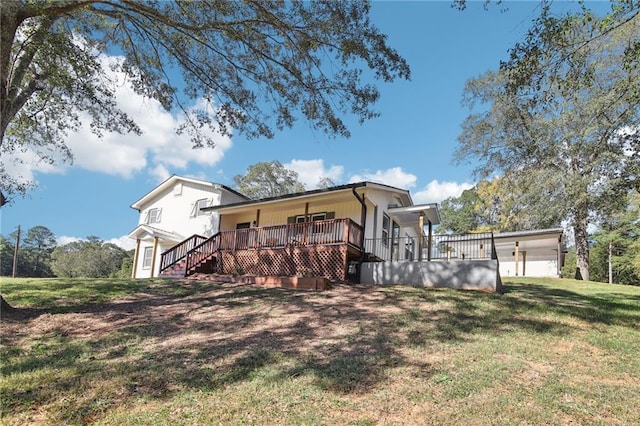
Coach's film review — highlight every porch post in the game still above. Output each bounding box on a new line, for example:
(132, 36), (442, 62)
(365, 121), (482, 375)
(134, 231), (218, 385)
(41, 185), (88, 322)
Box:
(303, 202), (309, 244)
(150, 237), (159, 278)
(131, 238), (141, 278)
(514, 241), (519, 276)
(418, 212), (424, 261)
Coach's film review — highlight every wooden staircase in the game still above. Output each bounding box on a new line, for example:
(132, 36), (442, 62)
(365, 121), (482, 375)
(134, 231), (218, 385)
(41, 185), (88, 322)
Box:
(160, 233), (221, 278)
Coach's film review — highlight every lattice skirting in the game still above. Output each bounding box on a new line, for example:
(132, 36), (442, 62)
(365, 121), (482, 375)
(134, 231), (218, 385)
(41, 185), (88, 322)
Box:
(218, 245), (349, 281)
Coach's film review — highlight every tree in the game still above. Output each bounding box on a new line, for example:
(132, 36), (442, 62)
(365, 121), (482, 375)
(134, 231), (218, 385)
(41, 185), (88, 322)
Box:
(0, 236), (14, 276)
(21, 225), (56, 277)
(589, 192), (640, 285)
(439, 187), (482, 234)
(438, 176), (564, 234)
(233, 161), (305, 199)
(0, 225), (55, 277)
(317, 177), (336, 189)
(456, 11), (640, 281)
(0, 0), (410, 203)
(50, 236), (129, 278)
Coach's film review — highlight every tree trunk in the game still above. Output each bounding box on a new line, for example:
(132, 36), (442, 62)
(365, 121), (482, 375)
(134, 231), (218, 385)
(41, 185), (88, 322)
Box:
(573, 203), (590, 281)
(0, 294), (14, 313)
(608, 240), (613, 284)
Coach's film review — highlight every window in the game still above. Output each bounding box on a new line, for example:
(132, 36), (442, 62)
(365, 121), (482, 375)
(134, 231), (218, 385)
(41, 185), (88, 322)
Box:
(142, 247), (153, 268)
(190, 198), (210, 217)
(311, 213), (326, 222)
(382, 213), (390, 247)
(295, 212), (328, 223)
(146, 208), (161, 224)
(294, 213), (328, 233)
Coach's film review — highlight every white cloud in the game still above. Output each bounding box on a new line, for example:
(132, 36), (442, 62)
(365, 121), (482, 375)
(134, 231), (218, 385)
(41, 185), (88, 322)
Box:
(1, 148), (67, 193)
(56, 234), (136, 250)
(149, 164), (171, 184)
(285, 159), (344, 189)
(56, 235), (84, 246)
(348, 167), (417, 189)
(107, 235), (136, 250)
(5, 53), (233, 185)
(412, 180), (474, 204)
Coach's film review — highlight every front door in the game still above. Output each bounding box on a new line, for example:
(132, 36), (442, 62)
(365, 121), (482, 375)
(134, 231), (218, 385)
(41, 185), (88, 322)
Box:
(236, 222), (251, 249)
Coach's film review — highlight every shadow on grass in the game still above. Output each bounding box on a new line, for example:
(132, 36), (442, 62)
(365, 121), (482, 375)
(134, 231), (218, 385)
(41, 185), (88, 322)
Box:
(1, 278), (639, 423)
(500, 282), (640, 328)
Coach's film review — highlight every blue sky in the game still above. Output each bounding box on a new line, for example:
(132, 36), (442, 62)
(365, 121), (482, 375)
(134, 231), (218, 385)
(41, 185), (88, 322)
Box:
(0, 1), (605, 249)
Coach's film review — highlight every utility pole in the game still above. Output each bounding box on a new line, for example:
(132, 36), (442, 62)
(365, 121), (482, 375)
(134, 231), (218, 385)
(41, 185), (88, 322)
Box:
(12, 225), (20, 278)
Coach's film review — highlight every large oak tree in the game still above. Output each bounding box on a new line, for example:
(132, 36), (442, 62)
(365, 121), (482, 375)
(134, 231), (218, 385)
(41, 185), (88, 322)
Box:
(456, 7), (640, 281)
(233, 160), (305, 199)
(0, 0), (410, 204)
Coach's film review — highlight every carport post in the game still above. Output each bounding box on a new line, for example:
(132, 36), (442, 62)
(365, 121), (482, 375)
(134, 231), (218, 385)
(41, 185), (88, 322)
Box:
(418, 212), (424, 261)
(428, 219), (432, 261)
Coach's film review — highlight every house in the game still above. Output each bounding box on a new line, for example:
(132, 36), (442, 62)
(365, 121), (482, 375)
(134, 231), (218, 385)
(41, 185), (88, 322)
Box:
(128, 175), (249, 278)
(159, 181), (443, 280)
(130, 179), (504, 291)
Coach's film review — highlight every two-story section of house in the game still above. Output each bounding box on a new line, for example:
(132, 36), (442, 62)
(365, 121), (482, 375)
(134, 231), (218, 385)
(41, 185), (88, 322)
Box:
(128, 175), (248, 278)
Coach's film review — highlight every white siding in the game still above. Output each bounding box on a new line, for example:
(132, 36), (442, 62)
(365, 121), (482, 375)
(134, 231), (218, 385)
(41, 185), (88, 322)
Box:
(132, 179), (245, 278)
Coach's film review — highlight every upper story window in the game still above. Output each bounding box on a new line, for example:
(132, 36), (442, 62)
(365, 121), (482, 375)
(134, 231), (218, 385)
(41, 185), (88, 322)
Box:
(190, 198), (211, 217)
(145, 208), (162, 224)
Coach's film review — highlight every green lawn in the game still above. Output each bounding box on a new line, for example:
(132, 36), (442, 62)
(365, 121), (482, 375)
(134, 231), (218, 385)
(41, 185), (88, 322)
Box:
(1, 276), (639, 425)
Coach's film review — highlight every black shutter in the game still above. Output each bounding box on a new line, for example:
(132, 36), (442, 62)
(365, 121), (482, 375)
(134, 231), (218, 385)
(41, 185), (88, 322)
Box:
(326, 211), (335, 219)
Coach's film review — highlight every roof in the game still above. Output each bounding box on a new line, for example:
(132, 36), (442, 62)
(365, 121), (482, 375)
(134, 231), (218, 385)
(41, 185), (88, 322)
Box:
(130, 175), (248, 211)
(435, 228), (565, 256)
(127, 224), (184, 243)
(493, 228), (564, 241)
(202, 181), (413, 212)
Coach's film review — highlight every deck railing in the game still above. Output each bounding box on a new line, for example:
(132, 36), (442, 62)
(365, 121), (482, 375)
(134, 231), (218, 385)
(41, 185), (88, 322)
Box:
(218, 218), (363, 250)
(179, 218), (363, 276)
(159, 234), (207, 271)
(364, 232), (497, 262)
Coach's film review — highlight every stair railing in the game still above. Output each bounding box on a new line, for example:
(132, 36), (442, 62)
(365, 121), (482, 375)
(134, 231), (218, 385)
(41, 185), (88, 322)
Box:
(160, 234), (207, 272)
(185, 233), (221, 276)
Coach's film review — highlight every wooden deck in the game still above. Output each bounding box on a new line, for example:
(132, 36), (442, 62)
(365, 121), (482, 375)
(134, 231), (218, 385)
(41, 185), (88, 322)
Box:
(160, 219), (364, 281)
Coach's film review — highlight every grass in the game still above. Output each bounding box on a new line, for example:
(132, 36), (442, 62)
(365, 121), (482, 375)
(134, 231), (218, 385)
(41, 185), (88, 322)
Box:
(1, 276), (639, 425)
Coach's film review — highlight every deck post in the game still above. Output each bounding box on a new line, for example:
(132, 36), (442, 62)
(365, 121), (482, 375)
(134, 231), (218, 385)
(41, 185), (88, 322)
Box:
(514, 241), (520, 276)
(150, 237), (159, 278)
(131, 239), (140, 278)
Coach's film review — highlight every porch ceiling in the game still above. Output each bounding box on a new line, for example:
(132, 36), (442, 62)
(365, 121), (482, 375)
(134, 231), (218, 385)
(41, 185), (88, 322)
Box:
(387, 203), (441, 226)
(493, 228), (564, 255)
(494, 235), (562, 255)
